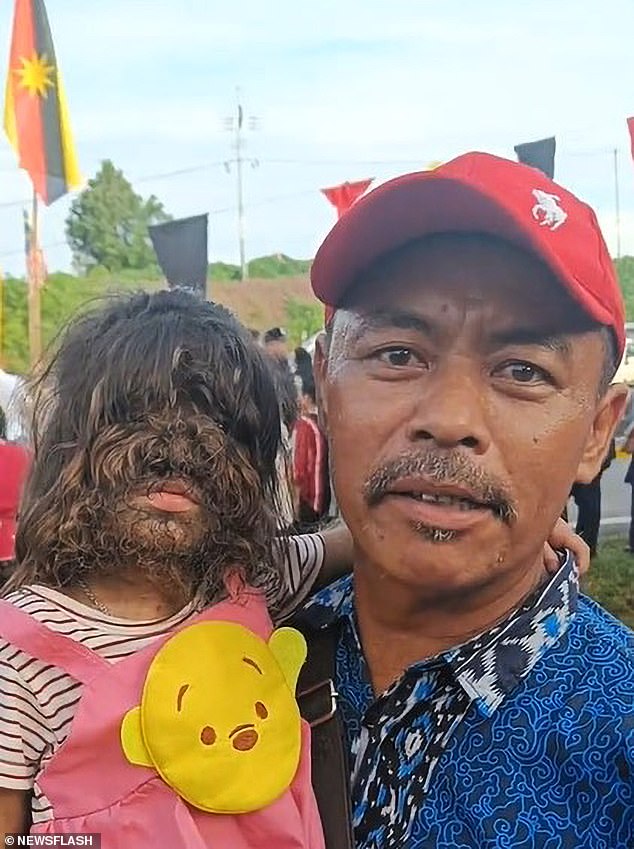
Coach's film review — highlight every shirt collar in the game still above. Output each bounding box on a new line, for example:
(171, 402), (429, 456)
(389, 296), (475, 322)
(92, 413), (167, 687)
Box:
(447, 553), (578, 715)
(299, 552), (578, 717)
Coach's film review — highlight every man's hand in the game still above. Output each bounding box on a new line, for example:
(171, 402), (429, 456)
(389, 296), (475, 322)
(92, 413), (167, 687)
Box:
(543, 517), (590, 577)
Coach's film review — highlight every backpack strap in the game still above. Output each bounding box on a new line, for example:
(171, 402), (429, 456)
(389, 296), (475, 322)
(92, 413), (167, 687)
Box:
(295, 620), (354, 849)
(0, 599), (109, 685)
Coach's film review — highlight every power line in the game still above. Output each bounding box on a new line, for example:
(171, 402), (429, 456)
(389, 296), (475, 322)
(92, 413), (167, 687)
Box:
(1, 143), (631, 261)
(0, 187), (321, 259)
(208, 187), (319, 216)
(134, 160), (229, 183)
(0, 239), (66, 260)
(0, 197), (29, 210)
(0, 144), (629, 215)
(260, 157), (432, 166)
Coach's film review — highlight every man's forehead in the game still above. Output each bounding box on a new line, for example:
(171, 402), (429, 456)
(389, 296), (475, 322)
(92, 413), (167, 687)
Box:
(344, 306), (579, 353)
(348, 233), (553, 295)
(339, 233), (589, 332)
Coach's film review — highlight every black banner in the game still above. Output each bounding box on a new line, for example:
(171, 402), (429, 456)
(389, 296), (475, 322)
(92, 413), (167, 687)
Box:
(514, 137), (556, 179)
(149, 214), (208, 294)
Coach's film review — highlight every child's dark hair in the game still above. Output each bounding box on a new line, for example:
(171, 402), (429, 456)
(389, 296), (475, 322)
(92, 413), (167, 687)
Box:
(9, 289), (285, 602)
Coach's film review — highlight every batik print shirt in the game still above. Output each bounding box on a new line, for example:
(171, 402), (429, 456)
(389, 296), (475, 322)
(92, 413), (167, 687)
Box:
(299, 554), (634, 848)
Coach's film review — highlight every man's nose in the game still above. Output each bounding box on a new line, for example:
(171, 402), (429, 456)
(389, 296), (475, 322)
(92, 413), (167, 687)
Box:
(405, 365), (491, 453)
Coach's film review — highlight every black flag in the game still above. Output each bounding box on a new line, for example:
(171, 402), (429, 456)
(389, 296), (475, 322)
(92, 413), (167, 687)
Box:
(149, 214), (208, 295)
(514, 137), (556, 179)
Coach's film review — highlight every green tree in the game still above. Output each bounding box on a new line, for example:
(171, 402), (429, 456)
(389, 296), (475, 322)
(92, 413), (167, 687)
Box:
(249, 254), (311, 278)
(65, 160), (170, 273)
(616, 257), (634, 321)
(285, 297), (323, 347)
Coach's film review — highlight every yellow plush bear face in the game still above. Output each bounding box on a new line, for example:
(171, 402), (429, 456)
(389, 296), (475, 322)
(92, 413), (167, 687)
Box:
(121, 622), (307, 814)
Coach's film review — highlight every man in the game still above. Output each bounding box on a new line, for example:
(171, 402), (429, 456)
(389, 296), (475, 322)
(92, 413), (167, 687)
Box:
(264, 326), (297, 427)
(292, 353), (330, 526)
(0, 369), (25, 442)
(263, 327), (298, 528)
(569, 438), (615, 557)
(263, 326), (290, 362)
(301, 153), (634, 847)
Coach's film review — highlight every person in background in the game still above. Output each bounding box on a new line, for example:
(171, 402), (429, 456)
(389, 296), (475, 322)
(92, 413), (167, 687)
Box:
(569, 437), (615, 558)
(0, 404), (31, 580)
(263, 327), (298, 529)
(292, 348), (330, 526)
(623, 423), (634, 553)
(0, 368), (26, 443)
(263, 326), (289, 363)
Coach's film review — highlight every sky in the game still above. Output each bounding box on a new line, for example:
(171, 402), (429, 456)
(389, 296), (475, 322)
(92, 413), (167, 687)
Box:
(0, 0), (633, 276)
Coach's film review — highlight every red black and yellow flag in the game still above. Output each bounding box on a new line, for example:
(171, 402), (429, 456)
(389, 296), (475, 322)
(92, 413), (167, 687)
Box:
(4, 0), (81, 205)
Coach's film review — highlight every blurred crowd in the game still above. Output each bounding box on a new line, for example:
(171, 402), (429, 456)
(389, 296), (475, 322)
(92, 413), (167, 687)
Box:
(252, 327), (331, 531)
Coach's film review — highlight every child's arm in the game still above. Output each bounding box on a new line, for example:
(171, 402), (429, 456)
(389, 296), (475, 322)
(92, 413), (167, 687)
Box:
(271, 525), (352, 621)
(0, 641), (46, 839)
(0, 787), (30, 838)
(310, 522), (353, 591)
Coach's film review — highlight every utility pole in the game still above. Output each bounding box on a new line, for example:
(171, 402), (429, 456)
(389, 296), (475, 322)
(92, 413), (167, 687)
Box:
(235, 97), (246, 281)
(224, 88), (259, 281)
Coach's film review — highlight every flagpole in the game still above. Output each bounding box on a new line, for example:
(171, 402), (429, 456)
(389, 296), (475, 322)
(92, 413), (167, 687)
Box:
(613, 148), (621, 260)
(28, 189), (42, 368)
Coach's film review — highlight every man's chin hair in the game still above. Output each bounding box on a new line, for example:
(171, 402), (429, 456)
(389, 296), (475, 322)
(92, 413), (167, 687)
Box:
(412, 523), (459, 544)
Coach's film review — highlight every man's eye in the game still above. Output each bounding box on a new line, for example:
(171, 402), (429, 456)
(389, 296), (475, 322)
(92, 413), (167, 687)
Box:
(496, 362), (550, 384)
(376, 347), (422, 367)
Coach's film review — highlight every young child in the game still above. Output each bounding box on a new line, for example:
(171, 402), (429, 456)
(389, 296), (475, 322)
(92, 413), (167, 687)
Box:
(0, 291), (347, 846)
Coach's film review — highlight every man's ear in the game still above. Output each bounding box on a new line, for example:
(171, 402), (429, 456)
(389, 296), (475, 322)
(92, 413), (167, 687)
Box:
(314, 332), (329, 433)
(575, 384), (629, 483)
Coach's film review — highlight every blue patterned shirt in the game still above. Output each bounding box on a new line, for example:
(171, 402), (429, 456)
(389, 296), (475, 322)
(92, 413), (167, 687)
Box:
(299, 555), (634, 848)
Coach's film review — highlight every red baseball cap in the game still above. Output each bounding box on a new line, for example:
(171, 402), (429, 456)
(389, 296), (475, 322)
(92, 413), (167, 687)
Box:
(311, 152), (625, 357)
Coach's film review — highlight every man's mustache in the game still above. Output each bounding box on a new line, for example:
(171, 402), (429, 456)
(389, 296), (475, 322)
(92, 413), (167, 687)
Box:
(363, 450), (518, 526)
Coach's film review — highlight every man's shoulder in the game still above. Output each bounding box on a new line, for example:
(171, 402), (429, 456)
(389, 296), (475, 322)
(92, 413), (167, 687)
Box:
(295, 574), (354, 628)
(539, 594), (634, 715)
(572, 594), (634, 659)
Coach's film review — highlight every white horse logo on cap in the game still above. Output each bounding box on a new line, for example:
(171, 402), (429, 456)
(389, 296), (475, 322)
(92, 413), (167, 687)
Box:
(531, 189), (567, 231)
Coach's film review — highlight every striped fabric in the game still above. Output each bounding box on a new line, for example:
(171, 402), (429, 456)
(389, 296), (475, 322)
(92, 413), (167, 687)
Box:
(0, 533), (324, 821)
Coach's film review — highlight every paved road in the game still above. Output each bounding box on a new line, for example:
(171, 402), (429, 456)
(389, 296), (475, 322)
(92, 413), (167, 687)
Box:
(567, 457), (631, 538)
